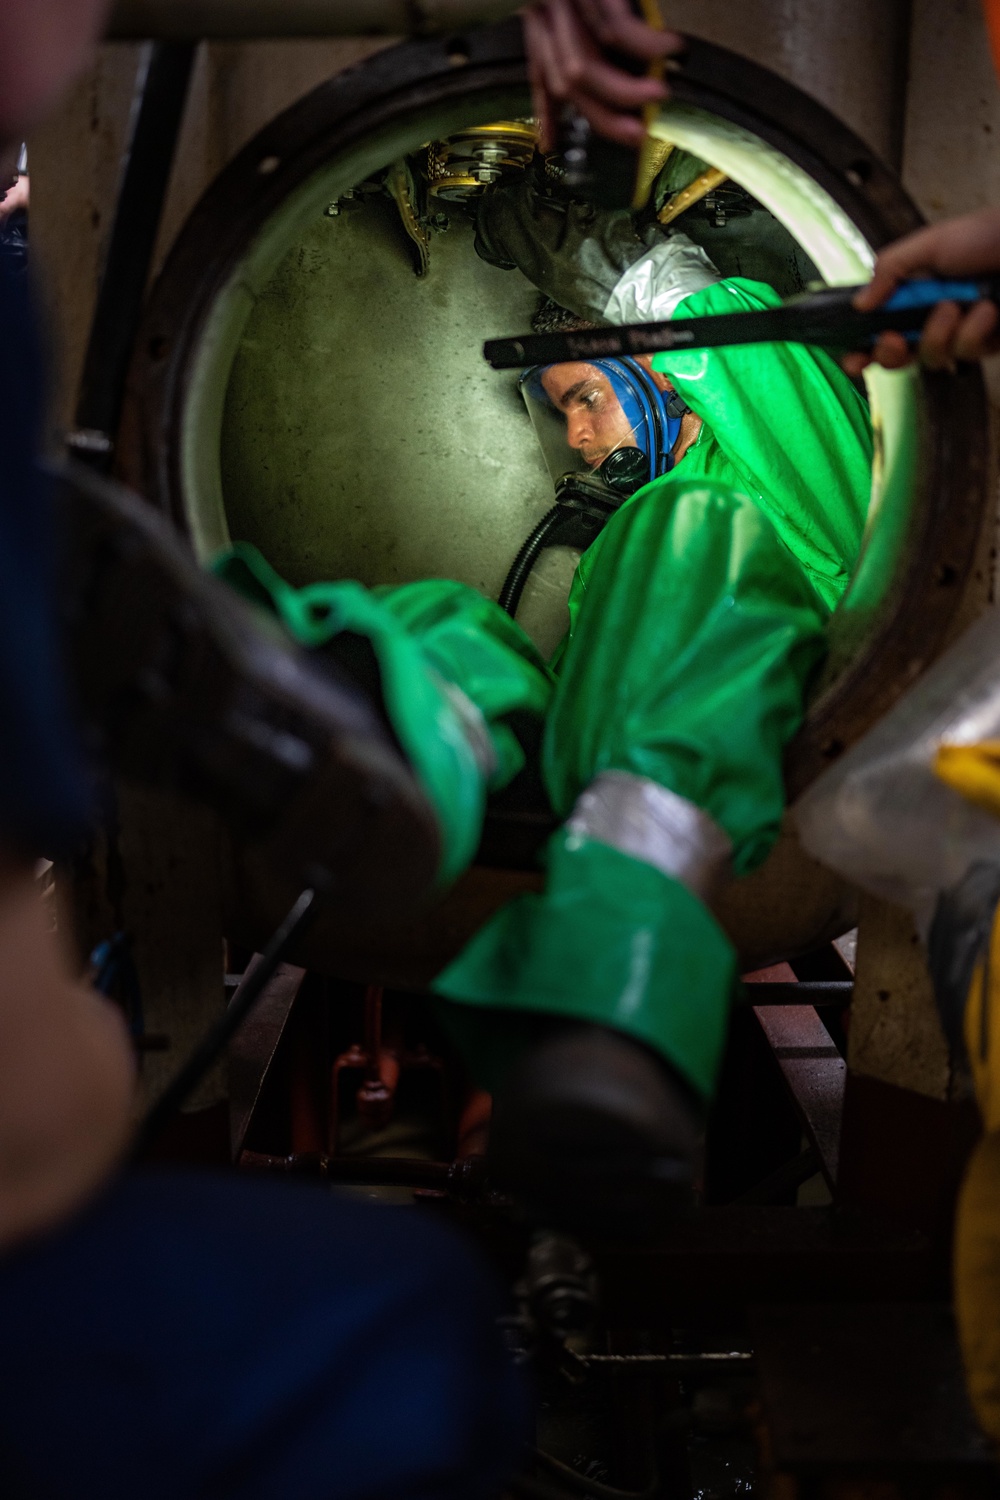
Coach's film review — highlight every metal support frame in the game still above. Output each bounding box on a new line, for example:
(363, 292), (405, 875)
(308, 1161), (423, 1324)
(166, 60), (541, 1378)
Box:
(71, 41), (196, 469)
(754, 1004), (847, 1189)
(239, 1148), (934, 1314)
(738, 980), (852, 1008)
(228, 958), (308, 1157)
(131, 889), (317, 1160)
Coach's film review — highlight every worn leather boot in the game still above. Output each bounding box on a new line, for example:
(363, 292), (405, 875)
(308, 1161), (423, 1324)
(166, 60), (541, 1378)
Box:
(488, 1020), (702, 1238)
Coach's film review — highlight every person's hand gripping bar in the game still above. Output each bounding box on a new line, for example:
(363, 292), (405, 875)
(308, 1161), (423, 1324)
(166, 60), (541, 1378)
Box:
(844, 206), (1000, 374)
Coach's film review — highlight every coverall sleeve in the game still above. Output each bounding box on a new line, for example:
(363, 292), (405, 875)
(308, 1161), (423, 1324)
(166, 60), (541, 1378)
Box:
(652, 277), (873, 612)
(214, 546), (553, 887)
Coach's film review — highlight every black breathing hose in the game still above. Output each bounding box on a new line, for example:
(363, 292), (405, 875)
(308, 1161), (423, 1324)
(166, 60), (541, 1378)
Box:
(498, 505), (563, 617)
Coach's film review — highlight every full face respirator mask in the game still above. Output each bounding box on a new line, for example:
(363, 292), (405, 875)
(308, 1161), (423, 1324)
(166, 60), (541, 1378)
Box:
(498, 357), (688, 618)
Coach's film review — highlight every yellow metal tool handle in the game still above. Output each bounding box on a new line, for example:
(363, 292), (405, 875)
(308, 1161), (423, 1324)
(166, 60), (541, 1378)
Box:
(632, 0), (668, 210)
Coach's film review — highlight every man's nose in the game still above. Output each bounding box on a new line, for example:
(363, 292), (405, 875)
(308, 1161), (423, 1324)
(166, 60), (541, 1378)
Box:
(566, 409), (592, 450)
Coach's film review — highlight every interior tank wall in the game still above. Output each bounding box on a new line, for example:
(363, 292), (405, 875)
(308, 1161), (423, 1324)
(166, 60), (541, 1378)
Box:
(217, 197), (574, 654)
(662, 0), (913, 170)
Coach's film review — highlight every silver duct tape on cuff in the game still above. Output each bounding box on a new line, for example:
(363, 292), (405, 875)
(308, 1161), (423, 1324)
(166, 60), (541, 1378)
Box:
(566, 771), (732, 900)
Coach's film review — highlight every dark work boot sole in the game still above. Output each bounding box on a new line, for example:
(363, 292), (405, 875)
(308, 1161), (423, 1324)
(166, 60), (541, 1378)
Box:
(54, 459), (440, 920)
(488, 1021), (703, 1239)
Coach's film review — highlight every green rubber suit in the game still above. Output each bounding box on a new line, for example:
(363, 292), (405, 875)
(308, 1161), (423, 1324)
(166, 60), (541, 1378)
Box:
(218, 276), (872, 1105)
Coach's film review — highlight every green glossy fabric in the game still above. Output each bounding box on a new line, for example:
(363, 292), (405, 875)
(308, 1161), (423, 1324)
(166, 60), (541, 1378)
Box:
(651, 277), (873, 611)
(435, 832), (737, 1099)
(541, 476), (831, 875)
(437, 476), (829, 1096)
(213, 546), (552, 886)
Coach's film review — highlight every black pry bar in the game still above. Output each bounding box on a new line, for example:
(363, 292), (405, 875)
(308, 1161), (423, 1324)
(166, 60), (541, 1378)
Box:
(736, 980), (852, 1008)
(483, 278), (1000, 369)
(72, 41), (196, 470)
(129, 887), (317, 1163)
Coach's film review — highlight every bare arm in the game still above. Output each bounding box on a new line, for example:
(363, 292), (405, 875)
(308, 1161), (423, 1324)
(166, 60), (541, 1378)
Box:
(0, 858), (134, 1249)
(523, 0), (684, 149)
(0, 172), (28, 222)
(845, 207), (1000, 375)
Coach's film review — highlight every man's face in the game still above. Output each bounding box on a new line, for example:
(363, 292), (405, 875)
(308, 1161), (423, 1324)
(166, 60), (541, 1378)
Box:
(0, 0), (110, 141)
(540, 362), (636, 469)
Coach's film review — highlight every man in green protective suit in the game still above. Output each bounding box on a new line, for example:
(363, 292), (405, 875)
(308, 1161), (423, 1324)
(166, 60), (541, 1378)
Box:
(220, 228), (872, 1233)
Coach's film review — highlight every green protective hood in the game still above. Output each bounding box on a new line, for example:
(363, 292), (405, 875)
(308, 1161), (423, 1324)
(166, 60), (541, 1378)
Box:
(434, 829), (738, 1100)
(650, 277), (873, 612)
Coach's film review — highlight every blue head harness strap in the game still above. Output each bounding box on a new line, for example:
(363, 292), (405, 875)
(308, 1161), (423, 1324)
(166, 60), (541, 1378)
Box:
(521, 357), (686, 481)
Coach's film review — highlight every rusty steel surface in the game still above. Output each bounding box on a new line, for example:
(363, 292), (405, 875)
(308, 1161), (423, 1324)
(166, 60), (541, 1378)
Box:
(754, 1005), (846, 1187)
(751, 1303), (995, 1476)
(837, 1072), (982, 1253)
